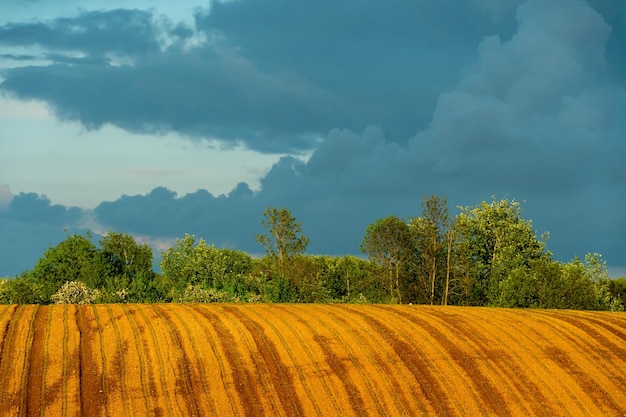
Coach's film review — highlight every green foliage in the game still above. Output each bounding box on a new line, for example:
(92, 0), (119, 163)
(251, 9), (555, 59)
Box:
(100, 232), (153, 280)
(255, 207), (309, 279)
(320, 255), (380, 302)
(51, 281), (100, 304)
(361, 215), (413, 303)
(160, 234), (253, 298)
(497, 266), (541, 308)
(12, 202), (620, 310)
(496, 255), (622, 311)
(608, 277), (626, 310)
(98, 272), (170, 303)
(175, 284), (235, 303)
(408, 195), (453, 305)
(29, 232), (108, 302)
(0, 274), (43, 304)
(26, 231), (157, 303)
(455, 197), (548, 305)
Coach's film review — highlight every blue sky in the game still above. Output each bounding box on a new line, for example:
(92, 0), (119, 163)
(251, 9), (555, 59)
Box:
(1, 0), (625, 277)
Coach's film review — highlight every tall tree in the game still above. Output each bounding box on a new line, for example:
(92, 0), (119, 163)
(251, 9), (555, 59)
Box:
(455, 197), (548, 305)
(255, 207), (309, 279)
(100, 232), (153, 280)
(29, 232), (108, 302)
(360, 215), (412, 303)
(411, 195), (450, 305)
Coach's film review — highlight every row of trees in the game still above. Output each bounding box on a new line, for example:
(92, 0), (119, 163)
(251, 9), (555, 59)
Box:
(2, 198), (625, 310)
(361, 196), (623, 310)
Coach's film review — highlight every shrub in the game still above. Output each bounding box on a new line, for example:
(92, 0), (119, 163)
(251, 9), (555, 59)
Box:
(51, 281), (100, 304)
(175, 284), (234, 303)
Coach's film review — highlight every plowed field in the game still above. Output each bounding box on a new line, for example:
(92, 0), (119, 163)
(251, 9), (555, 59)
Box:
(0, 304), (625, 416)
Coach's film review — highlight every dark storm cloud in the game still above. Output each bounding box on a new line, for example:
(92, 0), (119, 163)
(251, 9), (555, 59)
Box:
(1, 0), (624, 153)
(1, 2), (513, 152)
(93, 185), (264, 251)
(91, 0), (626, 268)
(196, 0), (513, 140)
(2, 1), (622, 152)
(0, 193), (86, 276)
(0, 9), (163, 55)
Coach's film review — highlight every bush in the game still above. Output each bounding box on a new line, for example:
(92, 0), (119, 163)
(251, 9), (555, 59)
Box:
(51, 281), (100, 304)
(175, 284), (235, 303)
(0, 274), (43, 304)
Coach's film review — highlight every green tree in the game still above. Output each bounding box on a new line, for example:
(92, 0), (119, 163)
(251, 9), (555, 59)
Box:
(208, 248), (253, 296)
(0, 273), (42, 304)
(608, 277), (626, 310)
(255, 207), (309, 279)
(455, 198), (548, 305)
(411, 195), (451, 305)
(360, 215), (413, 303)
(29, 232), (108, 302)
(497, 266), (541, 308)
(100, 232), (153, 279)
(320, 255), (378, 302)
(288, 255), (329, 303)
(160, 234), (253, 299)
(99, 232), (159, 302)
(581, 253), (623, 311)
(558, 258), (599, 310)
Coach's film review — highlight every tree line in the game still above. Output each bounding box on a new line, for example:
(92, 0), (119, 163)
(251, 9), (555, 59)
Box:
(1, 197), (625, 310)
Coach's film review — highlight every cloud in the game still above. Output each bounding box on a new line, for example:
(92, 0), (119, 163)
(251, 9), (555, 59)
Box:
(0, 3), (510, 152)
(1, 1), (623, 154)
(0, 192), (87, 276)
(8, 192), (82, 224)
(0, 9), (164, 55)
(95, 0), (624, 264)
(0, 22), (341, 152)
(93, 185), (262, 249)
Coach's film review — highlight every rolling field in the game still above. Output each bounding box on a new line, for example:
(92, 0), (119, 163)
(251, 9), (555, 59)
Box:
(0, 304), (625, 416)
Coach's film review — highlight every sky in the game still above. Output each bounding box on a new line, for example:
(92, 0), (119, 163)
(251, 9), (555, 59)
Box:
(1, 0), (625, 278)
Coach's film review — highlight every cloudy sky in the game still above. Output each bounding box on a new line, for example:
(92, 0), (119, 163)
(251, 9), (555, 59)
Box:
(1, 0), (625, 278)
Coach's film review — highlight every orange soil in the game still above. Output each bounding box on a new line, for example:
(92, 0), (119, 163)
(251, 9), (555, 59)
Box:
(1, 304), (625, 417)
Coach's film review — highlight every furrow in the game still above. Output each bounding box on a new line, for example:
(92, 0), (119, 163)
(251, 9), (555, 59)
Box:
(221, 305), (307, 417)
(533, 310), (625, 416)
(76, 305), (108, 417)
(212, 304), (284, 416)
(405, 306), (535, 416)
(130, 304), (175, 417)
(291, 304), (386, 417)
(461, 307), (574, 417)
(118, 305), (153, 416)
(41, 305), (64, 417)
(18, 305), (40, 417)
(191, 305), (273, 417)
(244, 304), (341, 416)
(497, 309), (605, 416)
(180, 304), (243, 417)
(0, 305), (35, 415)
(341, 304), (467, 417)
(159, 304), (217, 416)
(314, 304), (426, 416)
(103, 305), (132, 417)
(0, 304), (19, 400)
(24, 305), (47, 417)
(151, 304), (201, 417)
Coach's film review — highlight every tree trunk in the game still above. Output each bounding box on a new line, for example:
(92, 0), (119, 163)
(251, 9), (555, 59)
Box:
(396, 263), (403, 304)
(442, 231), (452, 306)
